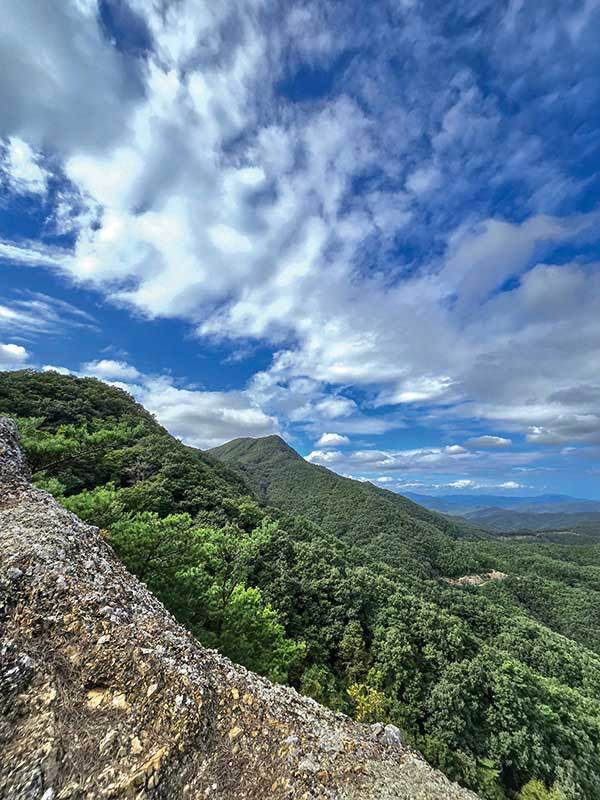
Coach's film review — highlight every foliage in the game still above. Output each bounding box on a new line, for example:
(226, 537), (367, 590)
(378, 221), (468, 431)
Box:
(211, 435), (475, 577)
(519, 779), (568, 800)
(108, 512), (303, 683)
(347, 669), (389, 722)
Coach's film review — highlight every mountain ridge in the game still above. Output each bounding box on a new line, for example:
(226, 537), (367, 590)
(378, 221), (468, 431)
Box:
(405, 492), (600, 514)
(0, 417), (479, 800)
(4, 373), (600, 799)
(211, 434), (469, 575)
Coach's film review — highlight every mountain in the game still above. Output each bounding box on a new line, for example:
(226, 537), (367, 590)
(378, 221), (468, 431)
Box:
(405, 492), (600, 514)
(0, 418), (476, 800)
(0, 368), (250, 508)
(4, 371), (600, 800)
(458, 507), (600, 536)
(210, 435), (469, 576)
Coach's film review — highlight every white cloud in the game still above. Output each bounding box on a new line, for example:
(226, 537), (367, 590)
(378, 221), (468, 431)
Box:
(135, 377), (279, 450)
(1, 136), (48, 194)
(406, 164), (441, 195)
(314, 395), (357, 419)
(0, 292), (96, 336)
(448, 479), (477, 489)
(441, 215), (573, 311)
(445, 444), (467, 454)
(301, 441), (544, 487)
(0, 240), (68, 269)
(305, 449), (344, 464)
(73, 358), (280, 450)
(317, 433), (350, 446)
(0, 0), (140, 155)
(42, 365), (73, 375)
(0, 343), (29, 369)
(82, 359), (142, 382)
(377, 375), (455, 405)
(526, 416), (600, 445)
(499, 481), (524, 490)
(466, 435), (512, 449)
(247, 371), (395, 435)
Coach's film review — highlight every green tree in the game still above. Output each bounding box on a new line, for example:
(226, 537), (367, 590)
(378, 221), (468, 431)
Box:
(337, 619), (370, 684)
(348, 668), (389, 722)
(62, 483), (125, 529)
(519, 779), (567, 800)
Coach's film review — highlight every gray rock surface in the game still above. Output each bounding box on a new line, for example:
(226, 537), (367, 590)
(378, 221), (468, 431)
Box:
(0, 417), (479, 799)
(0, 417), (30, 489)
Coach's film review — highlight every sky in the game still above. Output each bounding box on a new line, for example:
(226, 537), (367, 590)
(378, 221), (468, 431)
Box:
(1, 0), (599, 498)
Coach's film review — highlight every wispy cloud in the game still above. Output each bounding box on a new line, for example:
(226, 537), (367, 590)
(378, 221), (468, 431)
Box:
(1, 136), (48, 195)
(0, 240), (67, 269)
(0, 291), (97, 337)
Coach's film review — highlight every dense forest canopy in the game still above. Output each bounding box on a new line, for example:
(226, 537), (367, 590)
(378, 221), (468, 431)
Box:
(1, 369), (599, 800)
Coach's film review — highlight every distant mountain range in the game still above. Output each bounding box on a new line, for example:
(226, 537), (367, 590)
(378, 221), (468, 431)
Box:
(404, 492), (600, 537)
(404, 492), (600, 514)
(457, 508), (600, 536)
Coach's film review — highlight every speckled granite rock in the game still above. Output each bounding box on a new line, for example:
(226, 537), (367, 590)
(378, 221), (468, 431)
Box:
(0, 418), (479, 800)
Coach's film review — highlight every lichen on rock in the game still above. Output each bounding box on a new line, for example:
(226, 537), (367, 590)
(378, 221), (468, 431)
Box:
(0, 417), (479, 799)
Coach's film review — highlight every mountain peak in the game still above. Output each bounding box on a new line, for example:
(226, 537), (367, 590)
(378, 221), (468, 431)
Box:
(210, 433), (302, 461)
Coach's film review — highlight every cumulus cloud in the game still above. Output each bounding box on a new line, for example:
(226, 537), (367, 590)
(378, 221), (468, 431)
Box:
(0, 343), (29, 370)
(526, 416), (600, 446)
(247, 371), (396, 436)
(305, 449), (343, 465)
(448, 479), (477, 489)
(306, 444), (474, 472)
(135, 377), (279, 450)
(82, 359), (142, 382)
(42, 365), (73, 375)
(317, 433), (350, 446)
(466, 436), (512, 449)
(302, 442), (548, 491)
(0, 0), (142, 154)
(73, 358), (280, 450)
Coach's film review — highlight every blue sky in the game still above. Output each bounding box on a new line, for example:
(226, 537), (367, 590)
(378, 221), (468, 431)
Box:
(1, 0), (600, 497)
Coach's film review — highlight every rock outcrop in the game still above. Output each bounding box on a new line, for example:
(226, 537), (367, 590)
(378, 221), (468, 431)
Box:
(0, 418), (479, 799)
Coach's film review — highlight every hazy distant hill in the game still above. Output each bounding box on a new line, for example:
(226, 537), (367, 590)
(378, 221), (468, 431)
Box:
(457, 507), (600, 538)
(405, 491), (600, 515)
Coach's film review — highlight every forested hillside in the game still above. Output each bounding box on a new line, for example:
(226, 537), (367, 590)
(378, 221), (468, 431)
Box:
(210, 435), (474, 576)
(2, 370), (600, 800)
(212, 436), (600, 652)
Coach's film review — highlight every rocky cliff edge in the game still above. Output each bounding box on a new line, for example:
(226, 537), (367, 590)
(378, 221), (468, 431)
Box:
(0, 417), (478, 800)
